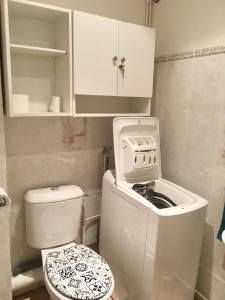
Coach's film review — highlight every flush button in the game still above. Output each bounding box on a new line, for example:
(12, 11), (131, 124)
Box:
(51, 186), (59, 191)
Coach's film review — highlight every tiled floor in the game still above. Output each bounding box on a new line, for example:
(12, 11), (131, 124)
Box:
(14, 285), (114, 300)
(13, 286), (49, 300)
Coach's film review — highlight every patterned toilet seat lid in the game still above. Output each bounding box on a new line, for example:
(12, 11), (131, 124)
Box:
(45, 244), (113, 300)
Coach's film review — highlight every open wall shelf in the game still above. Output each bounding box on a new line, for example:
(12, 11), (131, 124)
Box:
(73, 95), (150, 117)
(10, 44), (67, 57)
(2, 0), (72, 117)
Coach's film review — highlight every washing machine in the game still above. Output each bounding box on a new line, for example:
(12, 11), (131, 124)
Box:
(99, 117), (207, 300)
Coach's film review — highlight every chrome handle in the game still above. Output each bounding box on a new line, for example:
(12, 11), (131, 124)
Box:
(113, 56), (118, 64)
(119, 57), (126, 78)
(119, 64), (125, 71)
(119, 64), (125, 79)
(0, 196), (7, 207)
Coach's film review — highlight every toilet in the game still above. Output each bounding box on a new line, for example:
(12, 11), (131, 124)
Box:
(25, 185), (114, 300)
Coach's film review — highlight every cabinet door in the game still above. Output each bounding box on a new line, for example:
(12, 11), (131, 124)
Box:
(74, 11), (118, 96)
(118, 22), (155, 98)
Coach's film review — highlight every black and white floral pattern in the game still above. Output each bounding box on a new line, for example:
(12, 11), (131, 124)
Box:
(45, 244), (112, 300)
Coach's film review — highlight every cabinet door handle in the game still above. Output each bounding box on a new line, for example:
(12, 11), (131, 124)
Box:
(119, 64), (125, 79)
(119, 64), (125, 71)
(113, 56), (118, 64)
(119, 57), (126, 79)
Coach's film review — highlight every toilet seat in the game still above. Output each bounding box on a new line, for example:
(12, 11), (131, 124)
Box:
(42, 243), (114, 300)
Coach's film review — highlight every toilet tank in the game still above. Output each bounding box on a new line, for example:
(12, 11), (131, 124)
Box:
(25, 185), (83, 249)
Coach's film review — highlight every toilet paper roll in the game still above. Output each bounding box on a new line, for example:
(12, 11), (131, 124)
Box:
(50, 96), (61, 113)
(12, 94), (29, 114)
(0, 188), (10, 215)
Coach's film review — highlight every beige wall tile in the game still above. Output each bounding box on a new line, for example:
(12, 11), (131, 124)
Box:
(185, 112), (220, 166)
(5, 117), (113, 268)
(154, 54), (225, 299)
(190, 56), (225, 114)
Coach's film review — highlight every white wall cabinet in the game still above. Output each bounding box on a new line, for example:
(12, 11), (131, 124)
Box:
(1, 1), (155, 117)
(73, 10), (155, 116)
(1, 0), (72, 117)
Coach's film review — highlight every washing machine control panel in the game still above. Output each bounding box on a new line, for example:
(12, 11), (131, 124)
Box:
(113, 117), (161, 184)
(122, 136), (158, 174)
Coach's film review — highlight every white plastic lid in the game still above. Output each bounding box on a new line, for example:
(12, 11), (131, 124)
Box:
(25, 185), (83, 204)
(113, 117), (162, 185)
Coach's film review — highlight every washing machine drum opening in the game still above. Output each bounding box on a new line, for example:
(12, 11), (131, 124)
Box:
(132, 184), (177, 209)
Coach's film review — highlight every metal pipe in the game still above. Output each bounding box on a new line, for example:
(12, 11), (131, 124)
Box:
(145, 0), (149, 26)
(148, 0), (153, 27)
(81, 190), (102, 245)
(103, 146), (112, 173)
(145, 0), (160, 28)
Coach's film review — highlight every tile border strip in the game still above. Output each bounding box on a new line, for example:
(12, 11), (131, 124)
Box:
(155, 45), (225, 63)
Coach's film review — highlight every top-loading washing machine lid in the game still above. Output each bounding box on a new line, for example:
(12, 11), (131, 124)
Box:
(113, 117), (162, 185)
(45, 244), (113, 300)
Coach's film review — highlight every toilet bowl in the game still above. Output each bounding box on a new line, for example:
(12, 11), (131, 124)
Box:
(25, 186), (114, 300)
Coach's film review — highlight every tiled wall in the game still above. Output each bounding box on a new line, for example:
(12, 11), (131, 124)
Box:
(153, 52), (225, 300)
(4, 0), (145, 273)
(5, 117), (113, 270)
